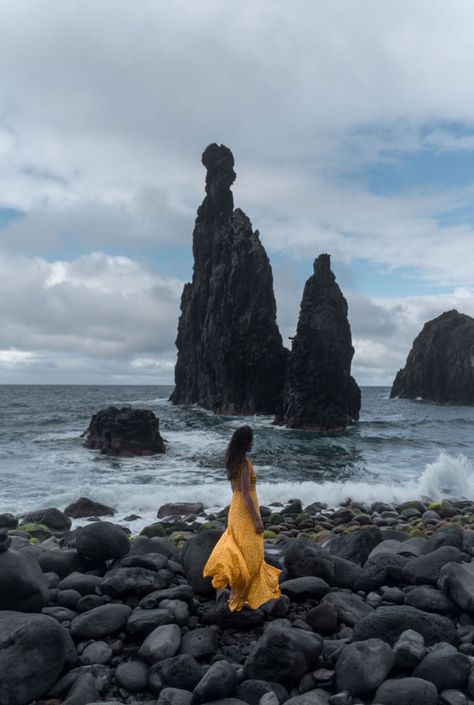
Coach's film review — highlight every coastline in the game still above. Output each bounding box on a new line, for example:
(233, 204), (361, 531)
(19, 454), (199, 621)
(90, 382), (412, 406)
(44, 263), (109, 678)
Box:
(3, 492), (474, 703)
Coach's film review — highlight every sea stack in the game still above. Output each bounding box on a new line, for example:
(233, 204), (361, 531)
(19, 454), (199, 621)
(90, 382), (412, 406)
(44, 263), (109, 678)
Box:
(170, 144), (287, 414)
(391, 309), (474, 403)
(279, 254), (361, 429)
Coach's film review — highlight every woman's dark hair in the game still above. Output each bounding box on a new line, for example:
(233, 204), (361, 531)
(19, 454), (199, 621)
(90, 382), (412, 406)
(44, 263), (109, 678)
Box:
(225, 425), (253, 481)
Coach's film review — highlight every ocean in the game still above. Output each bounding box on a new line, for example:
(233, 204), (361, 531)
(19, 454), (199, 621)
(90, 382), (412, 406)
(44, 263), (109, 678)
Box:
(1, 385), (473, 529)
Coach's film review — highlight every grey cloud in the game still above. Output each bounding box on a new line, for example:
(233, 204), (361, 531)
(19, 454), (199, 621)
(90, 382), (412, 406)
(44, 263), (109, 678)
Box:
(0, 252), (182, 360)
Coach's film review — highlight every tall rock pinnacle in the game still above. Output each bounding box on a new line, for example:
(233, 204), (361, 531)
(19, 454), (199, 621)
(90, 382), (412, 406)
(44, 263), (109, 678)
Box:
(170, 144), (288, 414)
(391, 310), (474, 403)
(279, 254), (361, 429)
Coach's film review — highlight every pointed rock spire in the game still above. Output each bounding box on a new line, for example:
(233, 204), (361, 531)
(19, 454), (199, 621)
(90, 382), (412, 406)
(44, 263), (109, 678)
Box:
(280, 253), (360, 429)
(170, 144), (287, 414)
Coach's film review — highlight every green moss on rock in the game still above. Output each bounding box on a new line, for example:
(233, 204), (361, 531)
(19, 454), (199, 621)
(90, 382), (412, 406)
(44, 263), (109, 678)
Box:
(139, 522), (165, 538)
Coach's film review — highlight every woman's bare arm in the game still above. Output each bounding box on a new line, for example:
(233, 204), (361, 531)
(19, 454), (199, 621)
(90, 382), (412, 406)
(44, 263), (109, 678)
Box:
(241, 462), (264, 533)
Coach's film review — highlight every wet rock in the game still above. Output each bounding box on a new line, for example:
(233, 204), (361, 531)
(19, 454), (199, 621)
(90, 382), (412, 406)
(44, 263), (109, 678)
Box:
(139, 623), (181, 664)
(157, 688), (193, 705)
(151, 654), (202, 690)
(401, 546), (466, 585)
(0, 532), (48, 611)
(182, 530), (222, 595)
(22, 507), (71, 532)
(70, 603), (132, 641)
(126, 607), (174, 638)
(171, 143), (287, 415)
(121, 551), (169, 570)
(414, 645), (470, 690)
(375, 677), (438, 705)
(422, 526), (464, 553)
(83, 406), (165, 455)
(180, 626), (217, 660)
(328, 526), (382, 565)
(404, 586), (455, 614)
(0, 611), (68, 705)
(440, 690), (468, 705)
(0, 513), (18, 529)
(139, 584), (194, 608)
(38, 549), (99, 579)
(335, 639), (394, 696)
(192, 659), (239, 705)
(99, 566), (171, 597)
(393, 629), (426, 670)
(63, 672), (97, 705)
(64, 498), (116, 519)
(280, 577), (330, 601)
(353, 605), (457, 646)
(279, 254), (360, 430)
(321, 592), (373, 627)
(243, 625), (323, 684)
(158, 502), (205, 518)
(284, 541), (335, 584)
(306, 603), (338, 635)
(80, 641), (112, 665)
(391, 309), (474, 402)
(283, 691), (331, 705)
(236, 680), (288, 705)
(73, 521), (130, 562)
(115, 660), (149, 692)
(58, 572), (102, 595)
(440, 560), (474, 611)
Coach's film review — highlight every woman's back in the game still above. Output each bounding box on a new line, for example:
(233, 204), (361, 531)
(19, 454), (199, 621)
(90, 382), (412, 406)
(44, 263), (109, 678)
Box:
(230, 458), (256, 493)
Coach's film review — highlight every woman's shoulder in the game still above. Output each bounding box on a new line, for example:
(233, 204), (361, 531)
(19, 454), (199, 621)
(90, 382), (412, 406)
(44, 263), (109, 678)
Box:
(245, 458), (256, 475)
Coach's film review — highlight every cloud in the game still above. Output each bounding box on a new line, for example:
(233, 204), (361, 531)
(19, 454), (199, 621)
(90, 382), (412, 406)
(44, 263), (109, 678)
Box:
(349, 288), (474, 385)
(0, 1), (474, 383)
(0, 251), (182, 383)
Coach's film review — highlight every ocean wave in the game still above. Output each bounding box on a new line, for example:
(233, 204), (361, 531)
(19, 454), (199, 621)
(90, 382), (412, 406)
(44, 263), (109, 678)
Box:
(9, 451), (470, 526)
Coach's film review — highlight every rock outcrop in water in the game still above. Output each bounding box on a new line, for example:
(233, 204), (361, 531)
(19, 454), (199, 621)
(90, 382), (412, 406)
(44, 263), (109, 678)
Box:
(391, 310), (474, 403)
(170, 143), (287, 414)
(279, 254), (361, 429)
(83, 407), (165, 456)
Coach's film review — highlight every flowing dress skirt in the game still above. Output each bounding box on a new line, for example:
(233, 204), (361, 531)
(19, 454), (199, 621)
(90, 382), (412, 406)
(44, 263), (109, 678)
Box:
(203, 467), (281, 612)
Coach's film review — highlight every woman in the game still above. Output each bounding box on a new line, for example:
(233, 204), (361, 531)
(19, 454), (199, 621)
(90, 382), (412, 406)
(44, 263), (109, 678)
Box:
(203, 425), (281, 612)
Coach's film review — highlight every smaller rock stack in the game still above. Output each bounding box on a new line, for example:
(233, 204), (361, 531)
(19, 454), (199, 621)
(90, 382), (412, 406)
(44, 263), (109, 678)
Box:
(83, 407), (166, 456)
(391, 309), (474, 403)
(279, 254), (361, 429)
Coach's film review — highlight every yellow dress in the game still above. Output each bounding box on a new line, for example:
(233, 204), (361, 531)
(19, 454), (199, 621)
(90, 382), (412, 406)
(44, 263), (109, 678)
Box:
(203, 459), (282, 612)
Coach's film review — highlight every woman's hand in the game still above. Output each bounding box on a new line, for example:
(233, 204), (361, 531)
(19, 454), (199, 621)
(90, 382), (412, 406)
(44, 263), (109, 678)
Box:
(255, 517), (264, 534)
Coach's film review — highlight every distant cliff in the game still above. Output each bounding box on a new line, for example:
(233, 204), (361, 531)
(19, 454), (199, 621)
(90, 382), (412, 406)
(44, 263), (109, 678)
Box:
(170, 144), (287, 414)
(391, 309), (474, 403)
(279, 254), (361, 429)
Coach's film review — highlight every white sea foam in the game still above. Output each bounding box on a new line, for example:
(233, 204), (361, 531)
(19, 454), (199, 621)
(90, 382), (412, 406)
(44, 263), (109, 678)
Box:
(34, 450), (474, 533)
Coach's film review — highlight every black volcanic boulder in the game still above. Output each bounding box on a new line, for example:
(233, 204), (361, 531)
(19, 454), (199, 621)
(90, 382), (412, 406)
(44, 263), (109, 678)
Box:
(0, 532), (48, 612)
(22, 507), (71, 532)
(182, 529), (222, 595)
(353, 605), (457, 646)
(279, 254), (360, 429)
(64, 497), (116, 518)
(83, 406), (165, 456)
(391, 309), (474, 402)
(170, 143), (287, 415)
(73, 521), (130, 561)
(243, 625), (323, 684)
(0, 611), (68, 705)
(335, 639), (394, 696)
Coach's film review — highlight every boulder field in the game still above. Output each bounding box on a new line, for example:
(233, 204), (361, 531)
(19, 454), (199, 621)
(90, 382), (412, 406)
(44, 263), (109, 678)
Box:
(3, 496), (474, 704)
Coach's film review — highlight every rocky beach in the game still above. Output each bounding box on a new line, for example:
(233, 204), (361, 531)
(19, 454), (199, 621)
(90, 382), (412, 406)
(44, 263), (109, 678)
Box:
(4, 492), (474, 705)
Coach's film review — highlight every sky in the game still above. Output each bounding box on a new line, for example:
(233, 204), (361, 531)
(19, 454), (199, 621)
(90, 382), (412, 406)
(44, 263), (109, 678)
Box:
(1, 0), (474, 386)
